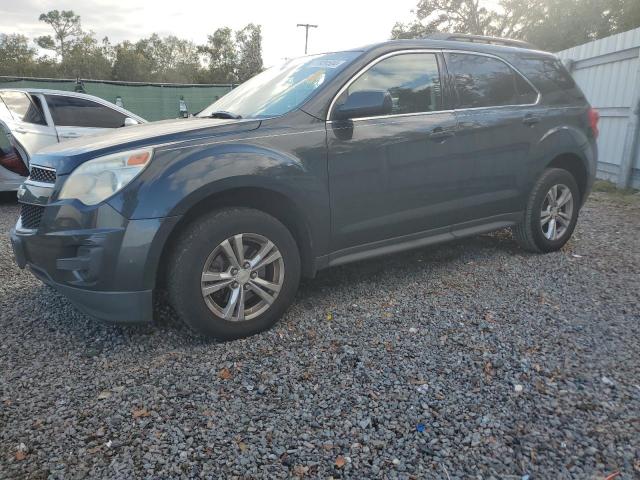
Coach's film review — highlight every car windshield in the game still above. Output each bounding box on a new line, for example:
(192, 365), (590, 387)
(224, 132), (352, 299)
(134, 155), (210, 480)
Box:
(197, 51), (359, 119)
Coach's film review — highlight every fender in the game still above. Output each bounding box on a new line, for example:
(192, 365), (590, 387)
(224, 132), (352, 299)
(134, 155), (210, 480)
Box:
(108, 135), (331, 286)
(524, 123), (596, 193)
(111, 139), (328, 220)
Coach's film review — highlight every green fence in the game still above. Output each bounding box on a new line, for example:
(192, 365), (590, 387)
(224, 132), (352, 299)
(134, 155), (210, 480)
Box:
(0, 76), (235, 122)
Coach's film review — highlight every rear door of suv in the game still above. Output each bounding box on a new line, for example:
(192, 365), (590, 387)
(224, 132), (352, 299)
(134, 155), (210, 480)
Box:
(443, 51), (541, 226)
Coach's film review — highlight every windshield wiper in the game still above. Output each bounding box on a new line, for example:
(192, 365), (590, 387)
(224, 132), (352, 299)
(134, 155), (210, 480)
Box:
(203, 110), (242, 119)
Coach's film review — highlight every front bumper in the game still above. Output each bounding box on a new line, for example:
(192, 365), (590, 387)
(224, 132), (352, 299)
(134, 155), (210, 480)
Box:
(10, 193), (180, 324)
(13, 236), (153, 323)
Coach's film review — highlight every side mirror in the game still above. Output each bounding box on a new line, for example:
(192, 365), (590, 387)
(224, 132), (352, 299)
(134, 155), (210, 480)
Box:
(123, 117), (139, 127)
(333, 90), (393, 120)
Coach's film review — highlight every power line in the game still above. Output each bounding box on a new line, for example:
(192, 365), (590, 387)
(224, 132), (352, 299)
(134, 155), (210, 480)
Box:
(296, 23), (318, 55)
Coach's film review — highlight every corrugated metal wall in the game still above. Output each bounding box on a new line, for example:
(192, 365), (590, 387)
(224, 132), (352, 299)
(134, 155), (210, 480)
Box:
(557, 28), (640, 189)
(0, 77), (234, 122)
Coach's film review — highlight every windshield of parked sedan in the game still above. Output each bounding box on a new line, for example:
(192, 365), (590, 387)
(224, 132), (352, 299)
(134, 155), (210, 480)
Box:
(197, 51), (359, 119)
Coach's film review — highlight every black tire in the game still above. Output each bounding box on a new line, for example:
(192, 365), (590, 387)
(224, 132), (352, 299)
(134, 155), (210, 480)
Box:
(513, 168), (581, 253)
(168, 207), (301, 340)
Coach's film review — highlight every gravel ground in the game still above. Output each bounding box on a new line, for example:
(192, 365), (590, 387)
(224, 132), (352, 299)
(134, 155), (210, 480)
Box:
(0, 190), (638, 480)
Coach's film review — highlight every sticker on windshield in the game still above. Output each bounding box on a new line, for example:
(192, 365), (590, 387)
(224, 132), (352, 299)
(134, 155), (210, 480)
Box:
(307, 59), (346, 69)
(303, 70), (326, 86)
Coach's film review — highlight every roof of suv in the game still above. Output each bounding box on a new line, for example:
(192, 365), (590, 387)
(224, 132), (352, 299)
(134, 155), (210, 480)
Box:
(361, 38), (555, 58)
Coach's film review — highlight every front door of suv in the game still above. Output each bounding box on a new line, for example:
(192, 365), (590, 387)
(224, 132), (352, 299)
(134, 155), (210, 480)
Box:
(327, 51), (459, 252)
(443, 52), (540, 225)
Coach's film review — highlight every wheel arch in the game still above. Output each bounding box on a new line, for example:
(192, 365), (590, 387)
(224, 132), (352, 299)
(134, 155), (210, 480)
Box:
(545, 152), (588, 202)
(153, 185), (318, 291)
(532, 124), (595, 205)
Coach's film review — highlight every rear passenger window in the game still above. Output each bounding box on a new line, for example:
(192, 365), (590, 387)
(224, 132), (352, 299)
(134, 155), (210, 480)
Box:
(515, 57), (583, 104)
(0, 92), (46, 125)
(446, 53), (537, 108)
(46, 95), (127, 128)
(347, 53), (443, 115)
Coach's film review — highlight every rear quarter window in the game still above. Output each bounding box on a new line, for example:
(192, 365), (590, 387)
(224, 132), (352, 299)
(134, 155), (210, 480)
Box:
(0, 92), (47, 125)
(513, 56), (585, 104)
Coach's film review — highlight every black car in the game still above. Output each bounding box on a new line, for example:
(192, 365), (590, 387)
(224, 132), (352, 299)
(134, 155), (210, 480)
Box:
(10, 35), (598, 339)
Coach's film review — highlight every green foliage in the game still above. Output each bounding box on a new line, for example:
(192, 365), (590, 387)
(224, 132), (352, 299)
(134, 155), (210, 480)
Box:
(0, 10), (264, 84)
(59, 33), (112, 79)
(200, 25), (264, 83)
(392, 0), (640, 51)
(112, 41), (155, 82)
(235, 24), (263, 83)
(0, 34), (38, 76)
(36, 10), (83, 58)
(200, 27), (238, 83)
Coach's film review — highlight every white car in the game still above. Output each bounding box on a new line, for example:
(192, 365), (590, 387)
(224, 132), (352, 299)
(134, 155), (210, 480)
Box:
(0, 89), (146, 191)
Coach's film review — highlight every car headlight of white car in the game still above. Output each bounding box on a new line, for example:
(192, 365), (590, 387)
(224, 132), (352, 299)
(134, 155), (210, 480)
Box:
(58, 148), (153, 205)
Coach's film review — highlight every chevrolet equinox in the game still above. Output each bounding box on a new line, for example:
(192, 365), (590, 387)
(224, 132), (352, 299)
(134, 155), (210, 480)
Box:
(10, 35), (598, 339)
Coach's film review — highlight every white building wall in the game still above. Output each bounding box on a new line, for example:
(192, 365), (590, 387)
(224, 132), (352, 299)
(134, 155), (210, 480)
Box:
(557, 27), (640, 188)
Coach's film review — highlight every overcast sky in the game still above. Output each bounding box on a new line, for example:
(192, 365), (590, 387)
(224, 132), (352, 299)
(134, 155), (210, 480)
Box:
(0, 0), (422, 66)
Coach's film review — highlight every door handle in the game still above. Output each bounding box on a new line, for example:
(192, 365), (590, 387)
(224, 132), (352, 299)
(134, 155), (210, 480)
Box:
(62, 132), (80, 138)
(14, 127), (27, 134)
(428, 127), (455, 142)
(523, 114), (540, 126)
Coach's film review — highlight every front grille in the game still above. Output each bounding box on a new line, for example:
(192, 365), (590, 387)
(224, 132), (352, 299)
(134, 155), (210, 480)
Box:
(20, 204), (45, 230)
(30, 166), (56, 184)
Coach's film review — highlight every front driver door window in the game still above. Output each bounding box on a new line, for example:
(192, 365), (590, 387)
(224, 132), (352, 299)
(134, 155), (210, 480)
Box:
(345, 53), (444, 115)
(327, 51), (460, 254)
(45, 95), (127, 140)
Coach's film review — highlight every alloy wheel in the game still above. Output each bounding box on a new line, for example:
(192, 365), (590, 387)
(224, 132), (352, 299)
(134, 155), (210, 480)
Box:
(540, 183), (574, 241)
(200, 233), (285, 321)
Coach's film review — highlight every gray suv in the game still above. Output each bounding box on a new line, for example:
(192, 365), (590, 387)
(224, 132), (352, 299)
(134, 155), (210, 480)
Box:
(10, 35), (598, 339)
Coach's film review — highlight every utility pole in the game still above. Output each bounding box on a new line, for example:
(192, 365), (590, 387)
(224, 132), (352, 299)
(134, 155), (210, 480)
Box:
(297, 23), (318, 54)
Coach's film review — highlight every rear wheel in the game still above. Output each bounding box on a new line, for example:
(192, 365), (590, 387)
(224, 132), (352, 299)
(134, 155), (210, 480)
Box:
(513, 168), (580, 253)
(168, 208), (301, 339)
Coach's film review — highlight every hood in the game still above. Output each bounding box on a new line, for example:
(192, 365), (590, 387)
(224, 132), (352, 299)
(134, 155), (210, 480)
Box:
(32, 117), (261, 175)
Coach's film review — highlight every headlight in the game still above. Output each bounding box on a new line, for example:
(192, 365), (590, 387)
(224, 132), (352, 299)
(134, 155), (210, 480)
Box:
(58, 148), (153, 205)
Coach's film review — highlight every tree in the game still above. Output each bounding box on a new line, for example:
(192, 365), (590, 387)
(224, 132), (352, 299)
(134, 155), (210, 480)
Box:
(36, 10), (83, 59)
(2, 10), (266, 84)
(112, 41), (155, 82)
(611, 0), (640, 34)
(138, 34), (201, 83)
(391, 0), (640, 51)
(391, 0), (513, 38)
(235, 24), (263, 82)
(522, 0), (612, 51)
(200, 27), (238, 83)
(200, 24), (264, 83)
(0, 34), (38, 76)
(59, 32), (112, 79)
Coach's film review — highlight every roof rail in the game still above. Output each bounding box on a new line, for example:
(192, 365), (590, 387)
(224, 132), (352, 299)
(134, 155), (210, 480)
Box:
(425, 33), (536, 49)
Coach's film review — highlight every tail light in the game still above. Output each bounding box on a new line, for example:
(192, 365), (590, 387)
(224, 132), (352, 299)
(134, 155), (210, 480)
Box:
(588, 107), (600, 139)
(0, 126), (29, 176)
(0, 147), (29, 177)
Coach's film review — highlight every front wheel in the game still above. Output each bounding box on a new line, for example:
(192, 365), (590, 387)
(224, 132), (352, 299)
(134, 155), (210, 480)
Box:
(513, 168), (581, 253)
(168, 208), (301, 339)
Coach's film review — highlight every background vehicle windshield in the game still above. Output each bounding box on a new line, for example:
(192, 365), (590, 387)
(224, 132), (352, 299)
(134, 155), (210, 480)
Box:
(197, 51), (359, 119)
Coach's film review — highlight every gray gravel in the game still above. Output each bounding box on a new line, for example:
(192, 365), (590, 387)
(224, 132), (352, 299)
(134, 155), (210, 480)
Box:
(1, 190), (639, 479)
